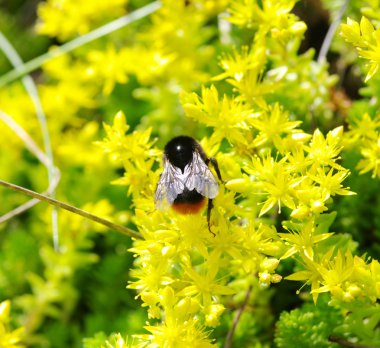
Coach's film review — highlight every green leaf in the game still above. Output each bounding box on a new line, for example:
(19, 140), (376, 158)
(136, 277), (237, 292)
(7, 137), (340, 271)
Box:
(315, 212), (337, 234)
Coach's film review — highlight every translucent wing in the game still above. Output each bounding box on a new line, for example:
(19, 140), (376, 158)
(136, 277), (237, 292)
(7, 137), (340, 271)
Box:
(155, 151), (219, 211)
(154, 156), (185, 211)
(184, 151), (219, 199)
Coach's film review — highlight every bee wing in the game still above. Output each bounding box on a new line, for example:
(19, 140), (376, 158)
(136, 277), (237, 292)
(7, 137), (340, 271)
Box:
(185, 151), (219, 199)
(155, 157), (185, 211)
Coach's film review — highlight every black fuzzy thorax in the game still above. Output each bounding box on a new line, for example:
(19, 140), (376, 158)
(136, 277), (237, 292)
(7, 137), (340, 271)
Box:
(164, 135), (198, 172)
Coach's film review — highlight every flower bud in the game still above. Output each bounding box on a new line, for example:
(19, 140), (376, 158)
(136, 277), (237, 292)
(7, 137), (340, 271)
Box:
(226, 178), (251, 193)
(347, 284), (361, 297)
(261, 258), (279, 273)
(140, 292), (159, 306)
(271, 274), (282, 283)
(259, 271), (271, 287)
(290, 21), (307, 35)
(311, 200), (327, 214)
(291, 206), (310, 219)
(175, 298), (200, 317)
(205, 304), (225, 327)
(160, 286), (176, 308)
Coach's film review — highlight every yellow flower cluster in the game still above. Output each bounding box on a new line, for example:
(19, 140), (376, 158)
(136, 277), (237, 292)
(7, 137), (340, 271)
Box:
(345, 113), (380, 178)
(341, 16), (380, 82)
(338, 15), (380, 185)
(183, 87), (354, 218)
(36, 0), (128, 41)
(99, 97), (364, 344)
(97, 1), (380, 345)
(287, 249), (380, 304)
(98, 111), (160, 199)
(228, 0), (305, 39)
(99, 110), (287, 346)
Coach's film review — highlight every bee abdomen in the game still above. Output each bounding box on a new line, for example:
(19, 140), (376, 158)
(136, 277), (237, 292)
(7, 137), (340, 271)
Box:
(172, 189), (205, 214)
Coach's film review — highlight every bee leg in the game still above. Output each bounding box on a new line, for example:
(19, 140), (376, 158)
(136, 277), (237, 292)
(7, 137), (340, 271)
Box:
(207, 198), (216, 236)
(207, 157), (223, 182)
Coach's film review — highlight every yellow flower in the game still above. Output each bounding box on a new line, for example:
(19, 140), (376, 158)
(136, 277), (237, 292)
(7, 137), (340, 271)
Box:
(0, 300), (25, 348)
(285, 255), (323, 304)
(357, 136), (380, 178)
(102, 333), (135, 348)
(228, 0), (304, 41)
(279, 218), (333, 260)
(352, 257), (380, 302)
(97, 111), (160, 198)
(36, 0), (128, 41)
(308, 168), (355, 201)
(56, 121), (106, 168)
(143, 319), (214, 348)
(250, 103), (302, 148)
(341, 17), (380, 81)
(139, 286), (215, 347)
(179, 252), (235, 308)
(313, 251), (355, 302)
(213, 46), (265, 82)
(181, 85), (257, 145)
(345, 113), (380, 145)
(128, 262), (174, 296)
(247, 155), (299, 216)
(304, 127), (344, 170)
(86, 45), (130, 95)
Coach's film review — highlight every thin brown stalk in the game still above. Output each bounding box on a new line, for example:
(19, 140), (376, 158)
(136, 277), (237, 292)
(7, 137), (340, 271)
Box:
(224, 285), (253, 348)
(328, 336), (377, 348)
(0, 179), (143, 240)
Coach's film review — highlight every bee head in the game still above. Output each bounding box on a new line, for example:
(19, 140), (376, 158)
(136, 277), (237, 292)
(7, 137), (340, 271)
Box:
(164, 136), (197, 172)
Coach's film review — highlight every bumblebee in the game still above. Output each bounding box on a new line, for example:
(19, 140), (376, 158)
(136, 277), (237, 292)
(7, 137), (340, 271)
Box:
(154, 136), (222, 232)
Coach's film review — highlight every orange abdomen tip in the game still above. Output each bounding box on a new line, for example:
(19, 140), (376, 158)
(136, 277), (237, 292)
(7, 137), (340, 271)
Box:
(171, 198), (206, 214)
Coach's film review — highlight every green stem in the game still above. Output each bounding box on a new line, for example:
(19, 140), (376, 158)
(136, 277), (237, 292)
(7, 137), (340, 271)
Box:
(317, 0), (349, 63)
(0, 1), (161, 87)
(0, 179), (143, 240)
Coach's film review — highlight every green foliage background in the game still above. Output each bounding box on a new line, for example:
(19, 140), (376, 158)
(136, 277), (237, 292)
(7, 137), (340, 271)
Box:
(0, 0), (379, 347)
